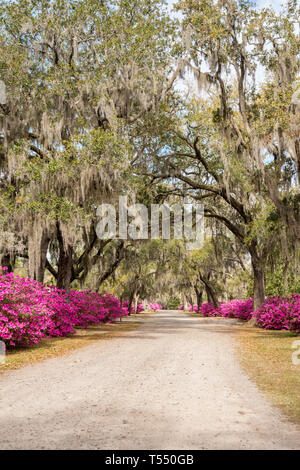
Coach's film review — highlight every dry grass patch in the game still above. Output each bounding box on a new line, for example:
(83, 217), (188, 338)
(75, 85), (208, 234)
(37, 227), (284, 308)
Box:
(129, 311), (154, 317)
(235, 326), (300, 425)
(180, 310), (200, 317)
(0, 320), (141, 375)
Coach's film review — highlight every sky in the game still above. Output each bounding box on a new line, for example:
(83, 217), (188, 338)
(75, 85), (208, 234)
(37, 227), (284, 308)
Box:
(256, 0), (282, 9)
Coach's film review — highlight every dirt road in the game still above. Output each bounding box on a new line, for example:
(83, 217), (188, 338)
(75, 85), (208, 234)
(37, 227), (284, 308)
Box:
(0, 310), (299, 449)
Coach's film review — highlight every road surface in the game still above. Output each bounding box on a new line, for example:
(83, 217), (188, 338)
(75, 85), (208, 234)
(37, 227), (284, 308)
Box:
(0, 310), (299, 449)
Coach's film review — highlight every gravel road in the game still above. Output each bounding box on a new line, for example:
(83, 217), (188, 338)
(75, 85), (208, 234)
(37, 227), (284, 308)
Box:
(0, 310), (299, 450)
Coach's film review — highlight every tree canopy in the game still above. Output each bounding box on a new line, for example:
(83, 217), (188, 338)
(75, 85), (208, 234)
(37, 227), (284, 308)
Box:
(0, 0), (299, 310)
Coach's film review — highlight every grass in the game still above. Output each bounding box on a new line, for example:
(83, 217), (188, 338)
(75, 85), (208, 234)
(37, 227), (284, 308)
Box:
(235, 326), (300, 425)
(0, 318), (142, 376)
(186, 312), (203, 317)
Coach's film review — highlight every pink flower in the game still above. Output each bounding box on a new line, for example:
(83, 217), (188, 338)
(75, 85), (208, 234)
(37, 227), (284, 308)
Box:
(0, 271), (130, 348)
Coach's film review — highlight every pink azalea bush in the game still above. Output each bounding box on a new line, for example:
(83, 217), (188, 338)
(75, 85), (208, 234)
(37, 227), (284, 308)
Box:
(0, 268), (128, 347)
(200, 302), (222, 317)
(184, 302), (221, 316)
(149, 303), (162, 311)
(220, 299), (253, 321)
(188, 304), (198, 312)
(196, 300), (252, 319)
(120, 300), (132, 315)
(121, 301), (144, 314)
(183, 295), (300, 332)
(136, 302), (144, 313)
(253, 294), (300, 331)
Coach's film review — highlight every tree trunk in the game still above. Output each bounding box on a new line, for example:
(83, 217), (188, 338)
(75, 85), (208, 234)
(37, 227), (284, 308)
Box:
(201, 276), (219, 308)
(57, 244), (73, 292)
(208, 286), (219, 308)
(252, 261), (265, 311)
(0, 253), (14, 272)
(283, 260), (289, 294)
(205, 286), (212, 303)
(28, 226), (49, 283)
(127, 291), (135, 316)
(134, 293), (139, 314)
(56, 223), (73, 293)
(249, 245), (266, 311)
(195, 288), (203, 312)
(35, 231), (49, 283)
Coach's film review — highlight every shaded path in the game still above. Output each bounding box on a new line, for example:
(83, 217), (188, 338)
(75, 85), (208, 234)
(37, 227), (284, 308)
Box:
(0, 310), (299, 449)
